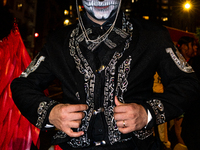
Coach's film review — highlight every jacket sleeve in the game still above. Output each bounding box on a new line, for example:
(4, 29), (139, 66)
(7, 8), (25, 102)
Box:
(133, 28), (200, 142)
(11, 45), (59, 130)
(147, 28), (200, 128)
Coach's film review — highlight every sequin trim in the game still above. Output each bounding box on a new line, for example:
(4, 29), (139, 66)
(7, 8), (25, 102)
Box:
(20, 54), (45, 78)
(68, 26), (94, 148)
(147, 99), (165, 124)
(103, 53), (123, 144)
(133, 99), (165, 140)
(102, 14), (133, 145)
(74, 13), (132, 52)
(166, 47), (194, 73)
(103, 56), (132, 144)
(116, 56), (132, 101)
(76, 92), (80, 100)
(53, 131), (67, 139)
(133, 128), (154, 140)
(113, 27), (129, 39)
(104, 38), (117, 49)
(36, 100), (57, 129)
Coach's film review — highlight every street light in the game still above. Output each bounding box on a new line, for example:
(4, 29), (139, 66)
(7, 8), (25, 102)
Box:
(64, 19), (70, 26)
(183, 1), (191, 11)
(34, 33), (39, 38)
(183, 1), (192, 32)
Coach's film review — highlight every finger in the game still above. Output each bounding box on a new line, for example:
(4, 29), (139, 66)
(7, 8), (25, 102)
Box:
(114, 105), (129, 113)
(68, 120), (82, 129)
(114, 113), (130, 121)
(115, 96), (124, 106)
(116, 120), (128, 128)
(64, 128), (84, 138)
(118, 127), (131, 134)
(68, 112), (86, 120)
(65, 104), (88, 113)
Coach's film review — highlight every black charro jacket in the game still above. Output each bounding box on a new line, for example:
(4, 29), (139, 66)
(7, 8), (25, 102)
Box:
(11, 13), (200, 150)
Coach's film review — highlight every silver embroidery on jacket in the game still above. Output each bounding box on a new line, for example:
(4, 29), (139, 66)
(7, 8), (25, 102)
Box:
(104, 38), (117, 49)
(75, 27), (128, 51)
(104, 55), (132, 144)
(54, 13), (135, 148)
(75, 13), (132, 51)
(76, 92), (81, 100)
(147, 99), (165, 124)
(68, 26), (95, 148)
(166, 47), (194, 73)
(113, 27), (129, 39)
(20, 55), (45, 78)
(102, 15), (134, 144)
(53, 131), (67, 139)
(133, 128), (154, 140)
(115, 56), (132, 101)
(76, 28), (92, 43)
(36, 100), (57, 129)
(132, 99), (165, 140)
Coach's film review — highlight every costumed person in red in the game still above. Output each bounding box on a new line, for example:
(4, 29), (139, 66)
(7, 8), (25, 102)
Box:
(0, 5), (40, 150)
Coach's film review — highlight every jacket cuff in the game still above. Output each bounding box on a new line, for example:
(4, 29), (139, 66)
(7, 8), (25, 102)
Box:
(146, 99), (166, 126)
(133, 99), (166, 140)
(36, 100), (59, 130)
(132, 102), (154, 140)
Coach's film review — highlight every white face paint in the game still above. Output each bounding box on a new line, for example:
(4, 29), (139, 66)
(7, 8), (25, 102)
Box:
(82, 0), (120, 20)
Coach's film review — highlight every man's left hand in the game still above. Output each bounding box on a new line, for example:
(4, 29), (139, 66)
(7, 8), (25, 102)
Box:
(114, 96), (148, 134)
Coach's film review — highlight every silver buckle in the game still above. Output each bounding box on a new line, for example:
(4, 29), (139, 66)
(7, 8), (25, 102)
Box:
(94, 140), (106, 146)
(93, 107), (105, 115)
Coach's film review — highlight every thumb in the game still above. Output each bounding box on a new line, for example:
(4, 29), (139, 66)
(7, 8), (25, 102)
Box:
(115, 96), (124, 106)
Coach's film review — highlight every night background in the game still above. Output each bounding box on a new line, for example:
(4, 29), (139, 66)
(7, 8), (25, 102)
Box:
(1, 0), (200, 59)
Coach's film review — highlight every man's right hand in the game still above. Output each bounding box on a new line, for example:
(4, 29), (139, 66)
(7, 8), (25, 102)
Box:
(49, 103), (88, 137)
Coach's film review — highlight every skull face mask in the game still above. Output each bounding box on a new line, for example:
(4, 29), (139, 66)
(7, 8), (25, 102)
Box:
(82, 0), (120, 20)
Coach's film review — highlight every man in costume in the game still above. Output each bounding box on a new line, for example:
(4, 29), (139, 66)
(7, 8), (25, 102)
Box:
(11, 0), (200, 149)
